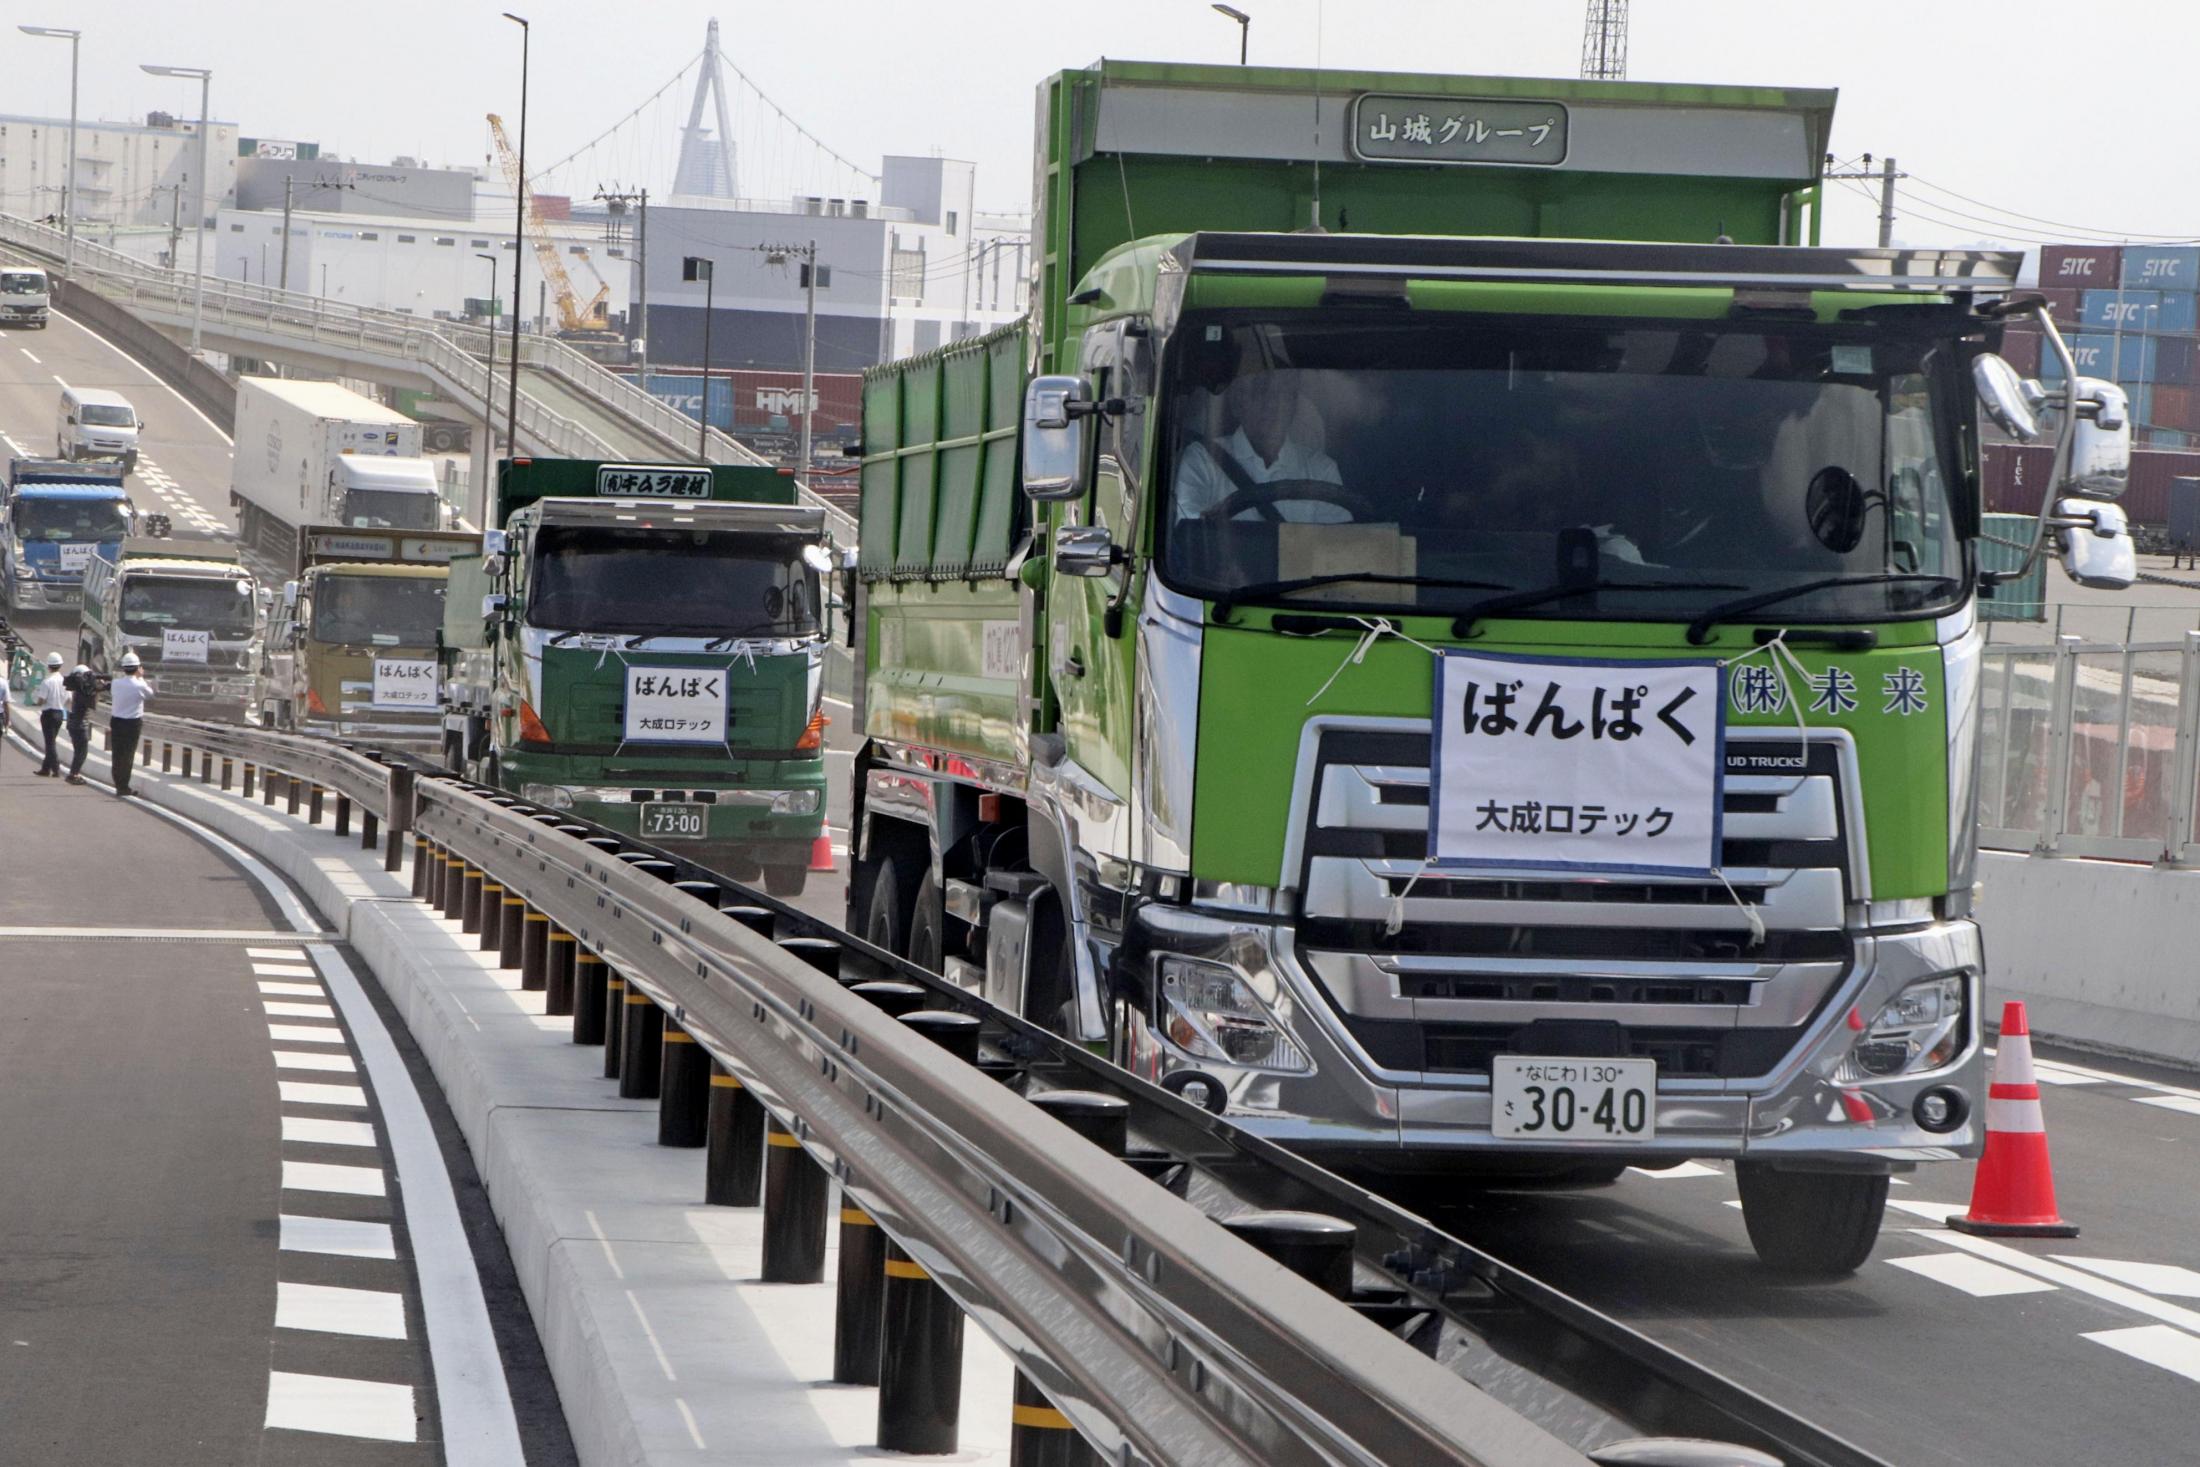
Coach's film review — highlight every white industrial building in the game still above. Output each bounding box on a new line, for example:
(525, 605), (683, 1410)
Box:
(0, 112), (239, 230)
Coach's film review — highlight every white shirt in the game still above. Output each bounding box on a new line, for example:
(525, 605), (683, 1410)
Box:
(109, 673), (151, 719)
(36, 671), (66, 713)
(1174, 427), (1348, 523)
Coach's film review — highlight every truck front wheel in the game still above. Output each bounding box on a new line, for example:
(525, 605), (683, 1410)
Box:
(861, 848), (921, 957)
(1735, 1163), (1888, 1276)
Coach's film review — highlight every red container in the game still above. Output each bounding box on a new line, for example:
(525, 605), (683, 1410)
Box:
(531, 193), (571, 221)
(2038, 245), (2122, 288)
(2000, 329), (2043, 377)
(2033, 287), (2081, 324)
(2153, 384), (2200, 433)
(726, 371), (864, 435)
(1983, 443), (2057, 514)
(2123, 448), (2200, 526)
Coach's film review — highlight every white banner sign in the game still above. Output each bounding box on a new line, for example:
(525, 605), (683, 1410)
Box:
(596, 465), (711, 499)
(624, 665), (727, 744)
(1430, 653), (1723, 874)
(162, 628), (211, 664)
(57, 543), (97, 574)
(372, 657), (438, 709)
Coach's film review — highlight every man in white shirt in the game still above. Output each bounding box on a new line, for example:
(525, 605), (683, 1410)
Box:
(108, 651), (152, 798)
(1173, 372), (1348, 523)
(34, 652), (67, 776)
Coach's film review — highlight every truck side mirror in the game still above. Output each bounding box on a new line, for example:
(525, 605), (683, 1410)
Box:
(1022, 374), (1091, 501)
(1054, 524), (1122, 577)
(2057, 499), (2136, 590)
(2063, 377), (2132, 501)
(481, 528), (508, 557)
(282, 580), (299, 608)
(482, 592), (509, 622)
(1974, 354), (2041, 443)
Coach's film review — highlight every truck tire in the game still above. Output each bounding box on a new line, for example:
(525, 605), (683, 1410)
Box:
(907, 871), (944, 973)
(763, 865), (808, 899)
(1735, 1163), (1888, 1276)
(861, 848), (921, 957)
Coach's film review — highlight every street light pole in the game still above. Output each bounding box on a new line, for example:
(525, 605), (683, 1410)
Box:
(1212, 4), (1250, 63)
(141, 63), (212, 352)
(502, 13), (530, 459)
(683, 256), (715, 461)
(476, 252), (502, 504)
(18, 27), (79, 278)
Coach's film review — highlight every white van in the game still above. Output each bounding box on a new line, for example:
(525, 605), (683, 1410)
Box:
(57, 386), (143, 473)
(0, 266), (49, 328)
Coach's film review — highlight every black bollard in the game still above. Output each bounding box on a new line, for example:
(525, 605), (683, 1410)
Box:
(519, 908), (550, 990)
(619, 989), (664, 1099)
(412, 837), (432, 900)
(534, 928), (567, 1011)
(759, 1119), (829, 1283)
(899, 1009), (982, 1064)
(1009, 1370), (1096, 1467)
(657, 1017), (709, 1146)
(876, 1237), (964, 1455)
(832, 1199), (887, 1385)
(723, 904), (775, 937)
(360, 809), (378, 850)
(308, 784), (324, 824)
(263, 767), (279, 806)
(469, 876), (496, 944)
(220, 757), (233, 792)
(243, 762), (256, 798)
(602, 973), (627, 1079)
(705, 1060), (766, 1206)
(441, 856), (467, 921)
(572, 951), (608, 1045)
(777, 936), (841, 978)
(498, 890), (526, 968)
(334, 793), (350, 836)
(160, 741), (172, 773)
(847, 980), (929, 1018)
(1218, 1211), (1356, 1300)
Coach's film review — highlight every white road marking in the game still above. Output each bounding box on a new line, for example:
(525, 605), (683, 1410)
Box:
(1886, 1198), (1970, 1223)
(47, 310), (234, 444)
(1932, 1232), (2200, 1336)
(268, 1024), (345, 1045)
(273, 1049), (357, 1073)
(276, 1282), (408, 1340)
(2136, 1095), (2200, 1117)
(1628, 1161), (1723, 1180)
(2012, 1054), (2200, 1103)
(264, 1371), (417, 1442)
(282, 1116), (378, 1148)
(19, 348), (38, 363)
(50, 373), (68, 388)
(0, 926), (312, 941)
(279, 1080), (367, 1108)
(2054, 1257), (2200, 1298)
(264, 1000), (336, 1019)
(2083, 1324), (2200, 1384)
(1887, 1250), (2057, 1298)
(280, 1213), (394, 1259)
(282, 1160), (387, 1197)
(259, 981), (323, 997)
(2029, 1061), (2106, 1086)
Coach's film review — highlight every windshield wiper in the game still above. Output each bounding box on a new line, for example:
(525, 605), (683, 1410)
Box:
(703, 620), (811, 651)
(1683, 574), (1960, 645)
(1451, 579), (1746, 638)
(1212, 572), (1509, 623)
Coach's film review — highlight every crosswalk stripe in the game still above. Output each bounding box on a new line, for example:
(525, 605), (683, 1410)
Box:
(279, 1213), (394, 1259)
(1887, 1250), (2056, 1297)
(276, 1282), (408, 1340)
(282, 1159), (387, 1197)
(264, 1371), (417, 1442)
(2084, 1324), (2200, 1384)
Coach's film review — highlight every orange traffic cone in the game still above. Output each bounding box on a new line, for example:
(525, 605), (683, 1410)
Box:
(1949, 1001), (2078, 1238)
(807, 831), (836, 873)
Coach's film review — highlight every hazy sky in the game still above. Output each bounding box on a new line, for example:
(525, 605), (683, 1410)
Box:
(9, 0), (2191, 252)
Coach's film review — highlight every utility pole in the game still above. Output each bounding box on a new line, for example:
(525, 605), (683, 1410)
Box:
(1825, 153), (1906, 248)
(154, 180), (185, 269)
(282, 174), (352, 293)
(759, 241), (819, 488)
(18, 27), (79, 278)
(595, 185), (649, 380)
(683, 255), (716, 461)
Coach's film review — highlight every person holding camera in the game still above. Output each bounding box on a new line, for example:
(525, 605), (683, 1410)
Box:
(61, 662), (102, 786)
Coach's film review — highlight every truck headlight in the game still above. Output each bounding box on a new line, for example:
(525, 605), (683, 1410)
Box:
(1840, 972), (1968, 1080)
(521, 783), (575, 810)
(1156, 954), (1311, 1073)
(770, 789), (821, 815)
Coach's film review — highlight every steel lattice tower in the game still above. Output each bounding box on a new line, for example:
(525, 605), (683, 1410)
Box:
(672, 18), (739, 199)
(1580, 0), (1629, 80)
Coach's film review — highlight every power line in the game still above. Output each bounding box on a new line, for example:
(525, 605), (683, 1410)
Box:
(1903, 170), (2200, 245)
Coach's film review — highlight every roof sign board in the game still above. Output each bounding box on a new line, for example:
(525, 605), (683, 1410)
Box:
(596, 464), (711, 499)
(1351, 94), (1569, 166)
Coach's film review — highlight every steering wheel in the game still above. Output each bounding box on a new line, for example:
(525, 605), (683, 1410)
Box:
(1212, 475), (1380, 524)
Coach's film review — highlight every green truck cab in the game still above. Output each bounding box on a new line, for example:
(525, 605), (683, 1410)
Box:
(848, 62), (2134, 1273)
(255, 526), (476, 747)
(442, 458), (836, 895)
(78, 538), (259, 719)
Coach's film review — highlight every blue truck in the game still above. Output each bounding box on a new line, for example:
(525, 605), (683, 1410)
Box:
(2, 458), (150, 616)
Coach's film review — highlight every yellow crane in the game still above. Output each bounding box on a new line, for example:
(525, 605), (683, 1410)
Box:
(486, 112), (611, 335)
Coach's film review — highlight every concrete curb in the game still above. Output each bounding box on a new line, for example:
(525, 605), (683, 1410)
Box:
(114, 755), (1015, 1466)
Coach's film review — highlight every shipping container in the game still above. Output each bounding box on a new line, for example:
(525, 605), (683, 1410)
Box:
(2122, 246), (2200, 291)
(2080, 288), (2160, 329)
(1979, 511), (2047, 622)
(2000, 328), (2043, 377)
(2034, 286), (2082, 323)
(2125, 380), (2154, 428)
(2153, 384), (2200, 432)
(2051, 332), (2157, 381)
(628, 369), (865, 437)
(2170, 477), (2200, 552)
(2148, 430), (2195, 450)
(2038, 243), (2121, 287)
(1981, 443), (2200, 526)
(2153, 292), (2198, 335)
(2157, 335), (2200, 387)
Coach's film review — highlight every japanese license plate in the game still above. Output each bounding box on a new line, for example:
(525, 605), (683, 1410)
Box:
(1491, 1056), (1657, 1141)
(640, 803), (707, 839)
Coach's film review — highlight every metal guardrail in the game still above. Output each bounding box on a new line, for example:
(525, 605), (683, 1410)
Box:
(119, 713), (1894, 1467)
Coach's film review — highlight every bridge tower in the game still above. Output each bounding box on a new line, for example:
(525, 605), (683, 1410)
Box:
(672, 18), (740, 200)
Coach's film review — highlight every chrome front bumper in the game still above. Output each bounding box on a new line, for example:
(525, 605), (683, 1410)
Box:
(1117, 904), (1985, 1169)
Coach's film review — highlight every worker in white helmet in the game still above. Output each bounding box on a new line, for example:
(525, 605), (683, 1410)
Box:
(61, 661), (101, 785)
(34, 652), (68, 776)
(108, 651), (152, 798)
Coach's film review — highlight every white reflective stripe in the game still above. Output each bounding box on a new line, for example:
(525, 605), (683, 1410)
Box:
(1986, 1096), (2046, 1134)
(1992, 1032), (2037, 1087)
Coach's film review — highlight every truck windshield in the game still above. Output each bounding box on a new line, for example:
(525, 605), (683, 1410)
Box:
(343, 489), (442, 531)
(313, 574), (446, 646)
(12, 496), (131, 542)
(79, 404), (135, 426)
(122, 576), (257, 635)
(527, 526), (820, 638)
(0, 272), (43, 294)
(1161, 314), (1966, 625)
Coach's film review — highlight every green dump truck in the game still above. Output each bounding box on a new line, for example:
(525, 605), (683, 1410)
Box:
(847, 62), (2135, 1273)
(441, 458), (836, 895)
(255, 526), (477, 747)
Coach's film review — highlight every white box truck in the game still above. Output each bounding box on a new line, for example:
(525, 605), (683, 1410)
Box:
(231, 378), (444, 568)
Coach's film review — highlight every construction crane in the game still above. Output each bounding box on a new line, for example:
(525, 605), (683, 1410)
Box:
(486, 112), (613, 336)
(1580, 0), (1628, 80)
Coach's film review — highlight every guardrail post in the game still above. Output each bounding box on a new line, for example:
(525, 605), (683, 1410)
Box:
(777, 936), (841, 978)
(412, 837), (433, 900)
(334, 793), (351, 837)
(264, 768), (279, 806)
(619, 989), (665, 1099)
(286, 773), (302, 817)
(360, 808), (377, 851)
(520, 906), (550, 991)
(468, 873), (493, 941)
(308, 784), (325, 824)
(220, 757), (233, 792)
(243, 761), (255, 799)
(705, 1059), (766, 1206)
(444, 855), (469, 922)
(160, 741), (172, 773)
(827, 981), (932, 1388)
(875, 1009), (984, 1456)
(658, 1016), (709, 1146)
(384, 767), (414, 873)
(1218, 1210), (1355, 1299)
(723, 903), (776, 936)
(545, 925), (577, 1014)
(603, 971), (627, 1079)
(498, 887), (526, 966)
(564, 944), (605, 1040)
(760, 1119), (829, 1283)
(197, 750), (211, 785)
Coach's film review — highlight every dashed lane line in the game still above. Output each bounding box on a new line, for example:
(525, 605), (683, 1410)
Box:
(2084, 1325), (2200, 1384)
(1886, 1251), (2056, 1298)
(20, 347), (39, 363)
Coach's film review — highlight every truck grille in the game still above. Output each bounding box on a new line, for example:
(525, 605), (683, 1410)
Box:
(1292, 729), (1857, 1080)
